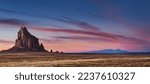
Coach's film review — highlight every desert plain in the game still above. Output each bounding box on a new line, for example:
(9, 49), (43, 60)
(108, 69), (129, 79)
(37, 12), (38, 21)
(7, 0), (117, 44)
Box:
(0, 52), (149, 67)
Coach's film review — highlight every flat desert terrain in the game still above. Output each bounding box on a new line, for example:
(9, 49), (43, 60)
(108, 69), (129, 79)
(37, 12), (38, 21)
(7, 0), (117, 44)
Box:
(0, 52), (150, 67)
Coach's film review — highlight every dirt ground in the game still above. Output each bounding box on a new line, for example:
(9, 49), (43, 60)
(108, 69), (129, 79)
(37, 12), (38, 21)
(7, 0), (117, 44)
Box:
(0, 52), (150, 67)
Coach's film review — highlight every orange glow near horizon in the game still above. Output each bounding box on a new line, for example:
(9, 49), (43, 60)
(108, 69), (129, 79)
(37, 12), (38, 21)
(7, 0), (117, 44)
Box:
(0, 43), (14, 51)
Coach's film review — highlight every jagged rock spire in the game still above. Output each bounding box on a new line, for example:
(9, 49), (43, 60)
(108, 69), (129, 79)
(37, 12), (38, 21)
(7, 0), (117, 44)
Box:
(6, 26), (47, 52)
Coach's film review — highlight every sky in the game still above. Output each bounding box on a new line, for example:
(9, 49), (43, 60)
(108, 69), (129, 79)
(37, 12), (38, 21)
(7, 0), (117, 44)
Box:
(0, 0), (149, 52)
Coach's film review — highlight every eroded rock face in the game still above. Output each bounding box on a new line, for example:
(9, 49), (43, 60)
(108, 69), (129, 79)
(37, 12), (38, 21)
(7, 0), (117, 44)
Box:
(7, 27), (47, 52)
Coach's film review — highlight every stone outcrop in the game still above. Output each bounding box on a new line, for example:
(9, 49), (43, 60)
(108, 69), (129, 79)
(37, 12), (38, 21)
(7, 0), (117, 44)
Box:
(6, 26), (47, 52)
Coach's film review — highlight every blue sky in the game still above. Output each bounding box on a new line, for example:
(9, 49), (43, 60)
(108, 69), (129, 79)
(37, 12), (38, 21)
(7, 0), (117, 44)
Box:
(0, 0), (149, 52)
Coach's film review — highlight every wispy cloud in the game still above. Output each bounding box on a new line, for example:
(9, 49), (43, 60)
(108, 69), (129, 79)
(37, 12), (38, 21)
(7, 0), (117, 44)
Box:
(39, 38), (63, 43)
(0, 8), (53, 20)
(53, 36), (112, 42)
(0, 18), (28, 26)
(31, 27), (118, 40)
(55, 17), (100, 31)
(31, 26), (150, 45)
(0, 40), (13, 44)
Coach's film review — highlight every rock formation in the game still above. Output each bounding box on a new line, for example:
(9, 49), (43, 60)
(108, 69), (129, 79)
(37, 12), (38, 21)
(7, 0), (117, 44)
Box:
(6, 26), (47, 52)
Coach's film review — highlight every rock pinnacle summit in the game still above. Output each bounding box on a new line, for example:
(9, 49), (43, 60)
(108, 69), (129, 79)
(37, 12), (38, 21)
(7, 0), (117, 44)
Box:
(6, 26), (47, 52)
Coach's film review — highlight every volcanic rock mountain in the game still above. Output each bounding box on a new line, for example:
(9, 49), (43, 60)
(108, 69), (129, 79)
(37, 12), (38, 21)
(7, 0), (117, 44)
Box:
(6, 27), (47, 52)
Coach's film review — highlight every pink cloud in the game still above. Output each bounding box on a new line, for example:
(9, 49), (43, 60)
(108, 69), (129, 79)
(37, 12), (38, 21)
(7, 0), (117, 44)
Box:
(55, 17), (100, 31)
(28, 26), (150, 52)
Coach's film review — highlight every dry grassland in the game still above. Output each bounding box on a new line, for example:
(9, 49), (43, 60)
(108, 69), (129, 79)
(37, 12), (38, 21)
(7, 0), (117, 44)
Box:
(0, 52), (149, 67)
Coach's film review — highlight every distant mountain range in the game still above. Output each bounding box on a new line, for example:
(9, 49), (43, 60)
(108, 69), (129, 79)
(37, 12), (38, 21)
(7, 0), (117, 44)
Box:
(81, 49), (150, 54)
